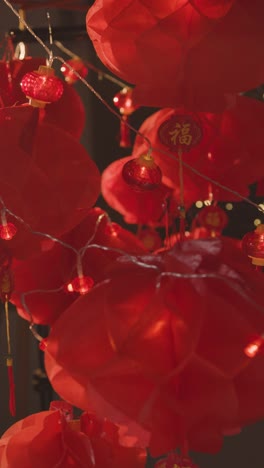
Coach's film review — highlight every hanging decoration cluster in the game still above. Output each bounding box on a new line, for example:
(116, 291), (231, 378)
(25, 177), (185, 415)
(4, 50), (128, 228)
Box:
(1, 0), (264, 467)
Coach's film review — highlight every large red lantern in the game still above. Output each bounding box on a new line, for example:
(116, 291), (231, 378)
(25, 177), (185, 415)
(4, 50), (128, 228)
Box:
(87, 1), (264, 111)
(0, 407), (146, 467)
(132, 98), (264, 201)
(0, 105), (100, 236)
(45, 237), (264, 456)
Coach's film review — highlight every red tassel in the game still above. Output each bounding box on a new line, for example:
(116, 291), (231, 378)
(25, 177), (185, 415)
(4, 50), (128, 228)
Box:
(7, 358), (16, 417)
(120, 115), (132, 148)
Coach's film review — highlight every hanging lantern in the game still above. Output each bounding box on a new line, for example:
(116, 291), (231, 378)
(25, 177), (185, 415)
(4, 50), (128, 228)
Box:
(67, 275), (94, 295)
(242, 224), (264, 267)
(87, 1), (264, 111)
(0, 223), (17, 241)
(45, 237), (264, 457)
(244, 335), (264, 358)
(0, 407), (146, 467)
(196, 205), (228, 237)
(122, 153), (162, 191)
(113, 87), (138, 147)
(20, 65), (64, 108)
(60, 58), (88, 85)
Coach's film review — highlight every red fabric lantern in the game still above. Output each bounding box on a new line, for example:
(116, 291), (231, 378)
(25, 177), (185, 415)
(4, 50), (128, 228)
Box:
(61, 58), (88, 84)
(102, 155), (194, 225)
(87, 1), (264, 111)
(0, 105), (100, 236)
(0, 409), (146, 467)
(11, 208), (146, 325)
(0, 57), (85, 139)
(242, 224), (264, 267)
(195, 205), (228, 236)
(122, 154), (162, 191)
(20, 65), (64, 107)
(132, 99), (264, 201)
(45, 237), (264, 456)
(113, 87), (138, 147)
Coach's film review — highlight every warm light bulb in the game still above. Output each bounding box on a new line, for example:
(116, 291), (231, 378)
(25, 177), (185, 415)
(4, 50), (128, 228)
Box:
(0, 222), (17, 240)
(244, 336), (264, 358)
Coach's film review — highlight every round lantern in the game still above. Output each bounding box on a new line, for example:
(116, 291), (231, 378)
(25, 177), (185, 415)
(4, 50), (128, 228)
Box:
(113, 87), (138, 147)
(21, 65), (64, 107)
(122, 154), (162, 191)
(60, 58), (88, 85)
(196, 205), (228, 236)
(242, 224), (264, 266)
(45, 237), (264, 457)
(87, 1), (264, 111)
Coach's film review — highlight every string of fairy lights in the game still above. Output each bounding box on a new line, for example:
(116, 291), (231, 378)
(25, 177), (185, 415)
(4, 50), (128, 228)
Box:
(0, 0), (264, 360)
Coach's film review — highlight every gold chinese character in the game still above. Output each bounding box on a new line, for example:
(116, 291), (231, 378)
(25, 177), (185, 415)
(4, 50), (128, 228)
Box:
(205, 213), (220, 227)
(169, 122), (193, 146)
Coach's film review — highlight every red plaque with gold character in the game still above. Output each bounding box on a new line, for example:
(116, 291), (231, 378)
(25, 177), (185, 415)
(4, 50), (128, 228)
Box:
(158, 115), (202, 153)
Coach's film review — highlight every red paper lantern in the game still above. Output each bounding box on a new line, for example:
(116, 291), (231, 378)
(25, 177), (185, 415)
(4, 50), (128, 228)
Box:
(196, 205), (228, 236)
(132, 100), (264, 202)
(21, 65), (64, 108)
(113, 87), (137, 116)
(242, 224), (264, 267)
(87, 1), (263, 111)
(67, 275), (94, 295)
(45, 238), (264, 456)
(0, 408), (146, 467)
(0, 105), (100, 236)
(122, 154), (162, 191)
(113, 87), (138, 147)
(60, 58), (88, 84)
(0, 57), (85, 139)
(0, 222), (17, 241)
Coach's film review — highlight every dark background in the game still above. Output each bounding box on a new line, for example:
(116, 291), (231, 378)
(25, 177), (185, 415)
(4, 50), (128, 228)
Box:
(0, 3), (263, 467)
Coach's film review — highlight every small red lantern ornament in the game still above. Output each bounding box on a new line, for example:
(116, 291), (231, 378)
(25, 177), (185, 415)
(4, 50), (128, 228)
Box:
(122, 153), (162, 191)
(0, 210), (17, 241)
(0, 223), (17, 241)
(60, 58), (88, 85)
(242, 224), (264, 267)
(20, 65), (64, 108)
(113, 87), (138, 147)
(67, 275), (94, 295)
(196, 205), (228, 237)
(244, 335), (264, 358)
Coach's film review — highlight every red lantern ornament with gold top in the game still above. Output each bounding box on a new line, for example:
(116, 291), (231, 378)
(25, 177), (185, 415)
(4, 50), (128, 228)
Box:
(122, 153), (162, 191)
(242, 224), (264, 268)
(60, 58), (88, 85)
(196, 205), (228, 237)
(113, 87), (138, 147)
(20, 65), (64, 108)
